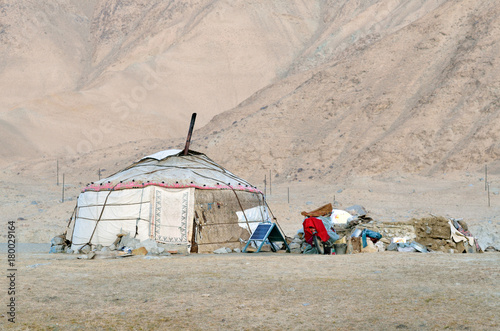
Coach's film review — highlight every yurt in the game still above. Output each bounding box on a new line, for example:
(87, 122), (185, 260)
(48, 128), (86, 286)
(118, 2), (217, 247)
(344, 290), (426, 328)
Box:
(67, 149), (270, 253)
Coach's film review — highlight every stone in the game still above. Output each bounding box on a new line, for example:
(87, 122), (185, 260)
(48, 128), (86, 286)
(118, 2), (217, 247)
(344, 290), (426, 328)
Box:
(132, 247), (148, 255)
(387, 242), (398, 251)
(214, 247), (229, 254)
(345, 205), (367, 216)
(455, 241), (466, 253)
(95, 244), (103, 252)
(139, 239), (158, 252)
(109, 244), (116, 251)
(120, 235), (140, 249)
(51, 236), (65, 246)
(361, 240), (378, 253)
(49, 245), (65, 253)
(233, 248), (241, 253)
(375, 241), (386, 252)
(80, 245), (91, 254)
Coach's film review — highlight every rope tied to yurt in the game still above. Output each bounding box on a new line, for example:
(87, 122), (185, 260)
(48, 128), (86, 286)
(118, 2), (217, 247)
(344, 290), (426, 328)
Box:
(64, 204), (78, 242)
(135, 187), (146, 237)
(85, 183), (120, 247)
(228, 187), (253, 234)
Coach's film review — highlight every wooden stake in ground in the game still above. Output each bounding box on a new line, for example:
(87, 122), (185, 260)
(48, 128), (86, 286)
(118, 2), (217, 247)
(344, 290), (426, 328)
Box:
(269, 170), (272, 196)
(62, 174), (65, 203)
(487, 182), (490, 207)
(264, 174), (267, 197)
(485, 165), (488, 191)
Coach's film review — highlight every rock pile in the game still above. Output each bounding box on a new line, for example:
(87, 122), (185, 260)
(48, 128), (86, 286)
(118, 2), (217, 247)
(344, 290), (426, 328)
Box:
(49, 233), (180, 257)
(288, 232), (306, 254)
(346, 216), (481, 253)
(48, 234), (70, 253)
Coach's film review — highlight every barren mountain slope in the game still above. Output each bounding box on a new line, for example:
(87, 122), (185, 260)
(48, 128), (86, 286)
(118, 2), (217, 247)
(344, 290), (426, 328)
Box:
(0, 0), (322, 163)
(193, 0), (500, 182)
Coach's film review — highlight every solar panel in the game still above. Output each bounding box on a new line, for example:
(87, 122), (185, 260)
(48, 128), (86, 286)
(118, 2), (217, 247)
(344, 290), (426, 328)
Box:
(243, 223), (290, 253)
(248, 223), (272, 241)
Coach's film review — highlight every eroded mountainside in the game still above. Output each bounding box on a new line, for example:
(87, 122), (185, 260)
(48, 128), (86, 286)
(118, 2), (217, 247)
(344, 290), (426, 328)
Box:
(2, 0), (498, 180)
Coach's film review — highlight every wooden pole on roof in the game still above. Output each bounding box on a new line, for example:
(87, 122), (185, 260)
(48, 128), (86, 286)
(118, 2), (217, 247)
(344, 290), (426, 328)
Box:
(183, 113), (197, 155)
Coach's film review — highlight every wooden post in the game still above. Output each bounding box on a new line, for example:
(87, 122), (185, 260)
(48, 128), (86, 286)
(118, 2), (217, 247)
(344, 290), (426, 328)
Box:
(62, 174), (65, 203)
(287, 187), (290, 204)
(485, 165), (488, 191)
(269, 170), (272, 196)
(264, 174), (267, 197)
(488, 182), (490, 207)
(98, 168), (101, 180)
(57, 159), (59, 186)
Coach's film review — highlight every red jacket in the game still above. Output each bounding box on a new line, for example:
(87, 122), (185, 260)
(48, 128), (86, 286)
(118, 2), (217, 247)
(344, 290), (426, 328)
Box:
(303, 217), (331, 244)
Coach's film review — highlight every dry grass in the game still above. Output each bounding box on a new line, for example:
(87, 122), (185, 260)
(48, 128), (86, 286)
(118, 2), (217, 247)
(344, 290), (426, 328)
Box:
(2, 252), (499, 330)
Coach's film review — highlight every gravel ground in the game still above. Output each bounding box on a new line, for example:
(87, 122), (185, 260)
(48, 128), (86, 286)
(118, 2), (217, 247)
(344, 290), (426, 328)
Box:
(1, 251), (498, 330)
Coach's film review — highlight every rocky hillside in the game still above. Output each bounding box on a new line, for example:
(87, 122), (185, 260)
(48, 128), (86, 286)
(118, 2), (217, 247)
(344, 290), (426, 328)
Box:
(0, 0), (322, 162)
(1, 0), (499, 182)
(193, 0), (500, 182)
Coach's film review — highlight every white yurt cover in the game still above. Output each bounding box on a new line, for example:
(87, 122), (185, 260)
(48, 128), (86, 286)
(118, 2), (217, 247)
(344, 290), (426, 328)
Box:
(70, 150), (260, 250)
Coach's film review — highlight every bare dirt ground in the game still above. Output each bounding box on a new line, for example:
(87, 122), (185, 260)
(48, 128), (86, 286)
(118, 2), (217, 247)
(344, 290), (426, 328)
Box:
(1, 251), (498, 330)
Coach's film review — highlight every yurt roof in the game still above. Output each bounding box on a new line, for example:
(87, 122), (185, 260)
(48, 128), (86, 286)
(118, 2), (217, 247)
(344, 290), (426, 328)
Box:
(82, 149), (260, 193)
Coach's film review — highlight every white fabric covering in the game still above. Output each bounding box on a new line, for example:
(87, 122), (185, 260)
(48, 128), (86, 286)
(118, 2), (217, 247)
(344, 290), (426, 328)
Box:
(236, 205), (270, 233)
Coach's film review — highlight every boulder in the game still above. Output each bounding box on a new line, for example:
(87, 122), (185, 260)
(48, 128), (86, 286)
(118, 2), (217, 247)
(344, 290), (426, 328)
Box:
(214, 247), (229, 254)
(139, 239), (158, 252)
(132, 247), (148, 255)
(50, 235), (65, 246)
(345, 205), (367, 217)
(119, 235), (140, 249)
(79, 245), (91, 254)
(49, 245), (65, 253)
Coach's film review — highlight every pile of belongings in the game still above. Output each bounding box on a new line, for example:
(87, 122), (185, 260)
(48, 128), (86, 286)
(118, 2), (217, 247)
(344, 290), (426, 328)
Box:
(448, 219), (481, 252)
(49, 232), (177, 258)
(349, 228), (383, 253)
(387, 240), (429, 253)
(295, 203), (341, 254)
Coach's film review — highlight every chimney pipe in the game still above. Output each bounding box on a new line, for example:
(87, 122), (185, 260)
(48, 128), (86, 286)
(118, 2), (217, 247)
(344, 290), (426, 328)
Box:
(183, 113), (197, 155)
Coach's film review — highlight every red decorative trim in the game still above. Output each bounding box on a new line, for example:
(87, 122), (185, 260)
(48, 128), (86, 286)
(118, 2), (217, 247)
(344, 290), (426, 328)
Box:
(82, 182), (262, 194)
